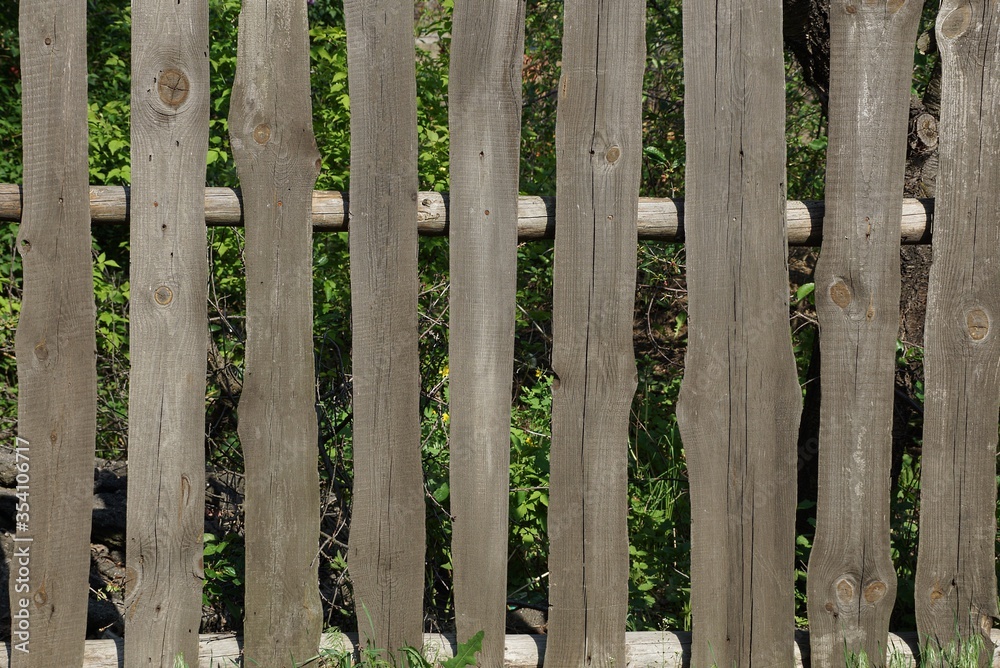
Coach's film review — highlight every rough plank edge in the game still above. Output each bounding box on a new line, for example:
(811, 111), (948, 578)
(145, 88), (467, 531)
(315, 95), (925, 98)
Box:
(0, 631), (994, 667)
(0, 184), (935, 243)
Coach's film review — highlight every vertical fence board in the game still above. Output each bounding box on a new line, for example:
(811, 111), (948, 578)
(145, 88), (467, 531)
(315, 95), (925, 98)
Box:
(229, 0), (322, 665)
(125, 0), (210, 663)
(343, 0), (424, 658)
(677, 0), (801, 665)
(546, 1), (644, 665)
(447, 1), (525, 664)
(805, 2), (922, 666)
(915, 0), (1000, 661)
(11, 1), (95, 665)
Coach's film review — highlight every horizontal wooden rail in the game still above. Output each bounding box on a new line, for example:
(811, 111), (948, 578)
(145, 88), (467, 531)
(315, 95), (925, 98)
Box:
(0, 184), (934, 244)
(0, 630), (997, 667)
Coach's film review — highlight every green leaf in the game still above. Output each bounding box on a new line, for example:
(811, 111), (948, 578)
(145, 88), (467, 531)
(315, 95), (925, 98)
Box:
(806, 136), (828, 151)
(673, 311), (687, 335)
(442, 630), (483, 668)
(643, 145), (668, 165)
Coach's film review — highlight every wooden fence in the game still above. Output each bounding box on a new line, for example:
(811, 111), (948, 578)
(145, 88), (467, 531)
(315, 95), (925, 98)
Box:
(2, 0), (999, 666)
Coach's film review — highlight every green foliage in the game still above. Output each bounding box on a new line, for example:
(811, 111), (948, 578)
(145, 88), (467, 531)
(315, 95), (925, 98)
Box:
(508, 375), (554, 586)
(439, 631), (483, 668)
(310, 21), (351, 192)
(1, 5), (27, 432)
(520, 1), (561, 195)
(202, 532), (246, 624)
(841, 632), (987, 668)
(890, 452), (921, 631)
(86, 0), (131, 185)
(415, 11), (451, 192)
(785, 53), (827, 201)
(318, 631), (485, 668)
(627, 242), (691, 630)
(920, 633), (988, 668)
(0, 2), (20, 185)
(641, 0), (686, 197)
(0, 221), (18, 433)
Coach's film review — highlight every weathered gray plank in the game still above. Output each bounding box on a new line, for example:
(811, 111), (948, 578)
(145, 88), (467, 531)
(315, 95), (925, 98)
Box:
(676, 0), (801, 665)
(229, 0), (322, 665)
(915, 0), (1000, 662)
(11, 0), (95, 665)
(125, 0), (210, 663)
(343, 0), (424, 659)
(545, 0), (644, 665)
(806, 1), (922, 666)
(447, 1), (524, 665)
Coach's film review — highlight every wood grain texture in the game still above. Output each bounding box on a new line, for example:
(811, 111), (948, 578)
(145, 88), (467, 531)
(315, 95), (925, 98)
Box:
(229, 0), (322, 665)
(11, 1), (95, 665)
(546, 0), (644, 665)
(676, 0), (802, 666)
(5, 630), (985, 668)
(447, 1), (524, 665)
(343, 0), (424, 659)
(915, 0), (1000, 662)
(0, 184), (940, 244)
(124, 0), (210, 664)
(806, 1), (922, 666)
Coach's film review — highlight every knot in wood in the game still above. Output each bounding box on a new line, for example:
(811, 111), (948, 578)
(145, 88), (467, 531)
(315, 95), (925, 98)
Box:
(154, 285), (174, 306)
(863, 580), (887, 603)
(835, 577), (856, 604)
(829, 280), (852, 308)
(940, 2), (972, 38)
(966, 308), (989, 340)
(930, 583), (945, 601)
(605, 146), (621, 164)
(253, 123), (271, 145)
(34, 340), (48, 361)
(157, 69), (190, 107)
